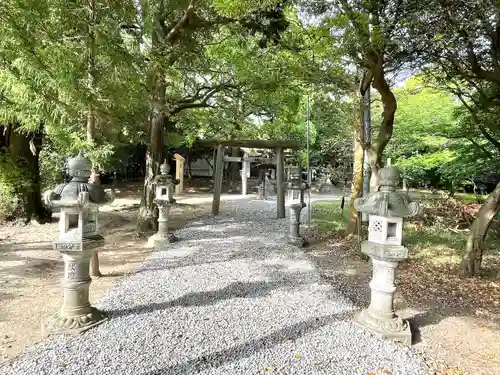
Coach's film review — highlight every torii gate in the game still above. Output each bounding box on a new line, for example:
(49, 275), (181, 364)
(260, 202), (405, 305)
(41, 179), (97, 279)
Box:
(197, 139), (300, 219)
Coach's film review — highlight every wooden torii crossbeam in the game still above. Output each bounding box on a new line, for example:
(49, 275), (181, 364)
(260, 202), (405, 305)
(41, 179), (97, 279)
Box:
(201, 139), (300, 218)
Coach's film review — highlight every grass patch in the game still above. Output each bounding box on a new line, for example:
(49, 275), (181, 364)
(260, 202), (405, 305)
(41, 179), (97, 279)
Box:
(311, 196), (500, 265)
(454, 192), (487, 204)
(311, 200), (348, 234)
(404, 222), (466, 264)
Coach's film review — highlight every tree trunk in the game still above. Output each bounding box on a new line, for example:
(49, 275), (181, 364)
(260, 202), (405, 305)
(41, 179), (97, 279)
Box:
(85, 0), (103, 276)
(187, 149), (193, 182)
(347, 95), (364, 235)
(365, 61), (397, 191)
(459, 181), (500, 277)
(137, 0), (168, 234)
(7, 123), (50, 223)
(347, 138), (364, 235)
(137, 111), (164, 233)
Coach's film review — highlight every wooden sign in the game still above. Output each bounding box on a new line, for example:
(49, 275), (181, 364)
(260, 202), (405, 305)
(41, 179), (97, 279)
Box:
(173, 153), (185, 195)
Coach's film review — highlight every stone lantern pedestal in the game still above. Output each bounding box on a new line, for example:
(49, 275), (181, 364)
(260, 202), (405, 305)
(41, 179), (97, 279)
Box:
(286, 166), (309, 247)
(149, 161), (178, 249)
(43, 153), (114, 335)
(257, 184), (266, 200)
(353, 166), (420, 345)
(150, 199), (177, 248)
(288, 201), (307, 246)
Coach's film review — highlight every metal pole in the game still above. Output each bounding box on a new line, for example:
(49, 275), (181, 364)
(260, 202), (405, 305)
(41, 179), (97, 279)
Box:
(306, 93), (312, 227)
(212, 144), (224, 216)
(362, 88), (371, 222)
(276, 147), (285, 218)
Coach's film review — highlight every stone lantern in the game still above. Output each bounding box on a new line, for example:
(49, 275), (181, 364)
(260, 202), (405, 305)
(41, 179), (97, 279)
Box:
(286, 166), (309, 247)
(156, 160), (179, 204)
(43, 153), (115, 335)
(353, 166), (420, 345)
(256, 166), (273, 200)
(150, 161), (178, 248)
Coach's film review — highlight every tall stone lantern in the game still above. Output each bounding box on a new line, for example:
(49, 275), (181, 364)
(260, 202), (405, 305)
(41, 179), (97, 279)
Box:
(353, 166), (420, 345)
(150, 161), (178, 248)
(43, 153), (115, 335)
(156, 160), (179, 204)
(286, 166), (309, 247)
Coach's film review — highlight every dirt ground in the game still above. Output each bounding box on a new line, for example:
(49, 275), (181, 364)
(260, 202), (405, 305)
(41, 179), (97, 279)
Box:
(0, 182), (214, 363)
(304, 234), (500, 375)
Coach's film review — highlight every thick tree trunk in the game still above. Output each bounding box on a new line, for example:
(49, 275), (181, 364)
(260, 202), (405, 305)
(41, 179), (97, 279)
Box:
(365, 62), (397, 191)
(85, 0), (103, 276)
(347, 95), (364, 235)
(87, 109), (103, 277)
(137, 112), (164, 233)
(7, 123), (50, 223)
(459, 181), (500, 277)
(187, 149), (193, 182)
(137, 0), (169, 234)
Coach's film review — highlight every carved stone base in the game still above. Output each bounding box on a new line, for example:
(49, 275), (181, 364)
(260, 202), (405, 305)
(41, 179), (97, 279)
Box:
(288, 235), (307, 247)
(353, 309), (412, 346)
(150, 233), (178, 250)
(43, 307), (107, 336)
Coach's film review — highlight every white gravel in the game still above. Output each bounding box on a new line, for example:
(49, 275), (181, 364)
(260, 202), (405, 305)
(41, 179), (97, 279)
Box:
(1, 198), (429, 375)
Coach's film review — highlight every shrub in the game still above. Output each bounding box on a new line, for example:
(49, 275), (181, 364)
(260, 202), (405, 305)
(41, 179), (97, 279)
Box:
(0, 154), (32, 221)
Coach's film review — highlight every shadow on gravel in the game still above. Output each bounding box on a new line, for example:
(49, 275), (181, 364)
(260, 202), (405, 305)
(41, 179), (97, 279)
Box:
(107, 279), (307, 318)
(140, 313), (350, 375)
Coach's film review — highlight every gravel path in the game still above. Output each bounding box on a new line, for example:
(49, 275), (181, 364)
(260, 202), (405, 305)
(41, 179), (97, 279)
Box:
(1, 198), (428, 375)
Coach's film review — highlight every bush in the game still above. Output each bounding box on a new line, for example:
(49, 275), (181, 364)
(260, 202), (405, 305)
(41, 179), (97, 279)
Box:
(0, 154), (32, 221)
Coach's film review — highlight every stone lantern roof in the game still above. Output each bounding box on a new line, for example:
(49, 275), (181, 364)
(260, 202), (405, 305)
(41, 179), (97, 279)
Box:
(155, 160), (178, 185)
(49, 153), (108, 204)
(354, 166), (420, 218)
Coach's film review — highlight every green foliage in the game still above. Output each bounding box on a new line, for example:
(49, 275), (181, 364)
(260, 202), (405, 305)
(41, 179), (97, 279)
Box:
(312, 200), (348, 234)
(212, 0), (281, 17)
(0, 154), (32, 220)
(395, 150), (455, 187)
(388, 75), (500, 193)
(39, 145), (66, 190)
(387, 77), (457, 159)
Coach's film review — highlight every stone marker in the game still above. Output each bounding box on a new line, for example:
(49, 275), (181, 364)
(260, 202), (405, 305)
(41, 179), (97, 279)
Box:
(257, 169), (268, 200)
(43, 153), (115, 335)
(173, 153), (185, 195)
(240, 152), (250, 195)
(150, 161), (178, 247)
(286, 166), (310, 247)
(318, 177), (335, 194)
(353, 166), (421, 345)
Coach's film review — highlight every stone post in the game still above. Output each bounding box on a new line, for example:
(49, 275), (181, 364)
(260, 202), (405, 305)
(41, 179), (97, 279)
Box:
(286, 166), (309, 247)
(353, 166), (421, 345)
(257, 169), (267, 200)
(43, 153), (114, 335)
(241, 153), (250, 196)
(257, 184), (266, 200)
(173, 153), (185, 196)
(288, 201), (306, 246)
